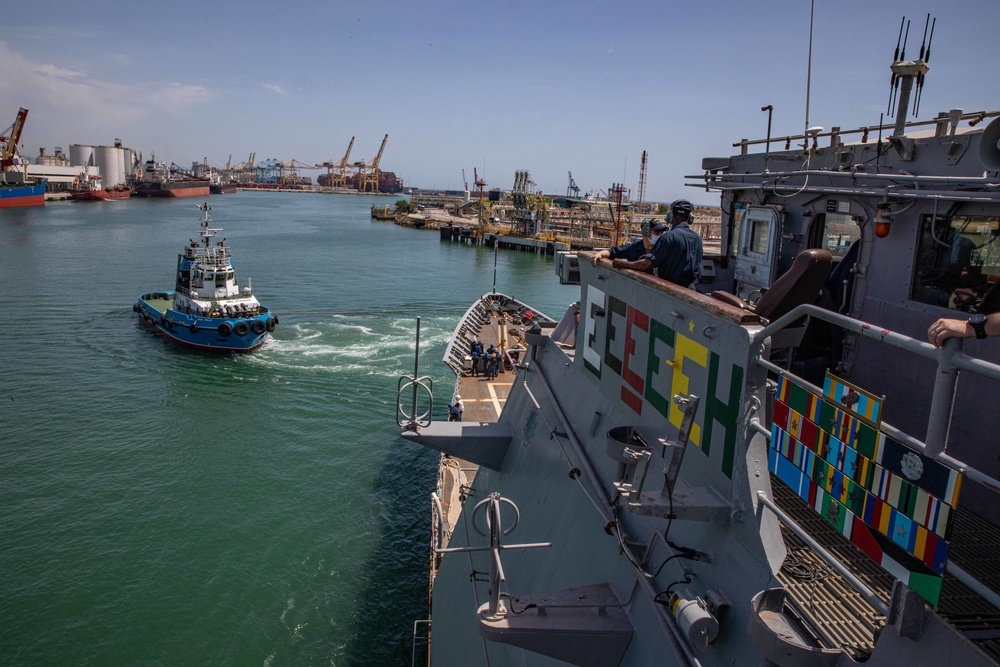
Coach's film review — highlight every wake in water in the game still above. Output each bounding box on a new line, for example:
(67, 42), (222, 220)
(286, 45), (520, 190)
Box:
(252, 314), (457, 378)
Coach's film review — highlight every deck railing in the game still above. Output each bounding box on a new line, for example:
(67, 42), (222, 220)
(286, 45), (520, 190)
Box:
(751, 303), (1000, 611)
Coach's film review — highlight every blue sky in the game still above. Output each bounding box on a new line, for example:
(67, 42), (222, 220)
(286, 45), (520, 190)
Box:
(2, 0), (997, 204)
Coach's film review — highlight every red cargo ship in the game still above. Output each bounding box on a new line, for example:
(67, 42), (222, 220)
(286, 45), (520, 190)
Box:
(134, 156), (210, 198)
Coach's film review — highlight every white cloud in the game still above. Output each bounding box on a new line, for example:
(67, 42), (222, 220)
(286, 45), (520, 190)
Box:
(260, 83), (289, 96)
(0, 41), (216, 130)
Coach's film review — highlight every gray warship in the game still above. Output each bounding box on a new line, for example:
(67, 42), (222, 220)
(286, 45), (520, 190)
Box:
(397, 23), (1000, 666)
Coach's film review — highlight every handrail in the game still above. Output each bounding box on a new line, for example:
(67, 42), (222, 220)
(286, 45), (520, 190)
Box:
(729, 110), (1000, 150)
(411, 619), (431, 667)
(756, 491), (890, 615)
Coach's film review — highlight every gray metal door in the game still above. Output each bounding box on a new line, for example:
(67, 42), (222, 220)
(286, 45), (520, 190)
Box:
(734, 205), (782, 299)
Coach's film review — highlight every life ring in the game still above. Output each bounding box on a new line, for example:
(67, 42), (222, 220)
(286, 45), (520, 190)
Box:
(266, 317), (276, 332)
(190, 323), (198, 334)
(251, 320), (266, 335)
(218, 322), (232, 337)
(234, 321), (250, 336)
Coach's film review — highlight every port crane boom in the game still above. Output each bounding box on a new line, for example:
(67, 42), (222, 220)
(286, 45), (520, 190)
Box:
(0, 107), (29, 166)
(322, 137), (355, 188)
(358, 134), (388, 193)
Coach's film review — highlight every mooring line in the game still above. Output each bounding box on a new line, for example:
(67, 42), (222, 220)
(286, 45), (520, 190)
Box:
(272, 307), (468, 316)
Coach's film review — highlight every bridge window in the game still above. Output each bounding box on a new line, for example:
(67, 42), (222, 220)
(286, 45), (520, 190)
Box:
(806, 213), (861, 261)
(749, 215), (771, 254)
(911, 214), (1000, 314)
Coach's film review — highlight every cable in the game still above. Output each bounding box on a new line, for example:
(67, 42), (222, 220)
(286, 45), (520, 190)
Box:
(500, 593), (538, 615)
(270, 306), (468, 316)
(665, 574), (693, 599)
(652, 573), (694, 607)
(781, 547), (820, 582)
(648, 553), (686, 580)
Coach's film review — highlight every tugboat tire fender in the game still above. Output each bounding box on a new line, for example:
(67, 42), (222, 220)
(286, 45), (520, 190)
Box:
(234, 321), (250, 336)
(190, 323), (198, 334)
(251, 320), (266, 335)
(218, 322), (233, 337)
(266, 317), (276, 332)
(133, 303), (139, 312)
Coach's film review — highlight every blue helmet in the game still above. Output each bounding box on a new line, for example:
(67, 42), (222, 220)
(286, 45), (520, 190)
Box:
(670, 200), (694, 216)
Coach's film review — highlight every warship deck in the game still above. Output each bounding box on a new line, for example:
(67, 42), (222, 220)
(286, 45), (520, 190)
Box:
(428, 291), (1000, 664)
(434, 294), (545, 553)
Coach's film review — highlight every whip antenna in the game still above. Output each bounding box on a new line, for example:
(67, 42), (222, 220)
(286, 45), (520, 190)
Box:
(887, 16), (905, 116)
(915, 16), (935, 117)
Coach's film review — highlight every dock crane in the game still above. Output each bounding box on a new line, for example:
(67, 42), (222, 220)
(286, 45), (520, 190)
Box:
(566, 171), (580, 198)
(276, 158), (320, 187)
(0, 107), (29, 169)
(321, 137), (354, 188)
(356, 134), (388, 193)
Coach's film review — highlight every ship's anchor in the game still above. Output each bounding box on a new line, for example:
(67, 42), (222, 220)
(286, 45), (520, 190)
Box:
(397, 316), (434, 431)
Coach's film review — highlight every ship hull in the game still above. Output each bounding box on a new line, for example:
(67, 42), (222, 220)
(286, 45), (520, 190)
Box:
(0, 181), (46, 208)
(134, 180), (211, 198)
(69, 186), (133, 201)
(135, 292), (275, 353)
(210, 184), (237, 194)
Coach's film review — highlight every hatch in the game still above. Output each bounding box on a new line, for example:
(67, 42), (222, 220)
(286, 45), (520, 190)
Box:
(734, 206), (783, 299)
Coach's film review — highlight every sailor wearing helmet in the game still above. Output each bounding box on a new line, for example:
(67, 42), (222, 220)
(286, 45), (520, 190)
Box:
(612, 200), (703, 288)
(450, 394), (464, 421)
(590, 217), (668, 266)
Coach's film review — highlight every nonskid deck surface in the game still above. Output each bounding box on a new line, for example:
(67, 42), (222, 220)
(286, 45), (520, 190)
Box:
(145, 297), (173, 313)
(435, 295), (545, 552)
(773, 480), (1000, 661)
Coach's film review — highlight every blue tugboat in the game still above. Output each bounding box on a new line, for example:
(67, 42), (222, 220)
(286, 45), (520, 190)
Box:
(134, 203), (277, 352)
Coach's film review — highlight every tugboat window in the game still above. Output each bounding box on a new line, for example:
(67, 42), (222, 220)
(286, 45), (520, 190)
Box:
(911, 214), (1000, 314)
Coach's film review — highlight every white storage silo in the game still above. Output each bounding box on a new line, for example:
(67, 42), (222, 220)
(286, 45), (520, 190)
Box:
(70, 144), (94, 168)
(116, 148), (126, 187)
(95, 146), (119, 189)
(122, 148), (136, 181)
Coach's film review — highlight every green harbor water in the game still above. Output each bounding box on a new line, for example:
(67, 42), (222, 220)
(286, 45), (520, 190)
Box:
(0, 192), (579, 665)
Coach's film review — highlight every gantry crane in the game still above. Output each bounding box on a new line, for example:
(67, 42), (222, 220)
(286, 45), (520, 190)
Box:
(321, 137), (354, 188)
(357, 134), (388, 193)
(567, 171), (580, 198)
(276, 159), (320, 187)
